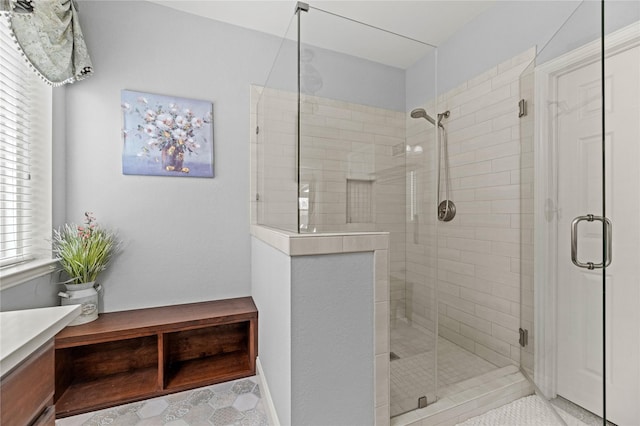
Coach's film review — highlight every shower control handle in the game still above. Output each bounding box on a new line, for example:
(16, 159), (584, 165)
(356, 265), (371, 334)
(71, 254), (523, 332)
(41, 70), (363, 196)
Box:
(570, 214), (612, 269)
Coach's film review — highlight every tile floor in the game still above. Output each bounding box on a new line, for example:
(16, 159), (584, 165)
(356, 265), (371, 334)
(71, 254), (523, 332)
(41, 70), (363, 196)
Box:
(390, 321), (499, 417)
(550, 396), (616, 426)
(456, 395), (587, 426)
(55, 376), (268, 426)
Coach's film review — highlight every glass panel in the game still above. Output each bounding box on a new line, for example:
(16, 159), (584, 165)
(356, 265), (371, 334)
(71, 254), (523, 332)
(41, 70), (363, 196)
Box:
(521, 0), (607, 421)
(519, 59), (535, 382)
(298, 7), (437, 416)
(255, 14), (298, 232)
(602, 3), (640, 425)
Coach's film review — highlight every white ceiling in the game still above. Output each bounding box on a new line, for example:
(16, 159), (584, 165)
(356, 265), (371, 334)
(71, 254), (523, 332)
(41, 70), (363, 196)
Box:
(147, 0), (496, 68)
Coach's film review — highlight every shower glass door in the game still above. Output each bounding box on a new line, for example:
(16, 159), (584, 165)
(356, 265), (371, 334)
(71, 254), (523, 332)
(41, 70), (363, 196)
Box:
(520, 0), (611, 422)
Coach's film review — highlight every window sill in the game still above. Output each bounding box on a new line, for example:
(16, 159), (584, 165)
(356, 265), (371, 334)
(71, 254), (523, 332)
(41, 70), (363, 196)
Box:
(0, 258), (59, 291)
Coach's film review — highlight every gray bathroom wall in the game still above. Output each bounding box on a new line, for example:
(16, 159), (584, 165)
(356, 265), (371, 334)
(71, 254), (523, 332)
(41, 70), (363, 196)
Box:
(250, 237), (292, 426)
(59, 0), (281, 312)
(291, 252), (374, 426)
(265, 38), (408, 112)
(406, 1), (580, 109)
(407, 0), (640, 110)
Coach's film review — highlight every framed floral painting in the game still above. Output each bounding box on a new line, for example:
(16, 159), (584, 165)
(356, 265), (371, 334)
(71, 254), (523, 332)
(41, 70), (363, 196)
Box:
(121, 90), (214, 177)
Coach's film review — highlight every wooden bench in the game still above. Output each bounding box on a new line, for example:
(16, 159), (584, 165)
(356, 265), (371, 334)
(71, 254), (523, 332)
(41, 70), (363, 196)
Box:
(54, 297), (257, 418)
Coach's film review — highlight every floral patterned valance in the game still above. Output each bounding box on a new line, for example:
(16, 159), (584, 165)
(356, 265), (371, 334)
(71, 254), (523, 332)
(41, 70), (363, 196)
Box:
(1, 0), (93, 86)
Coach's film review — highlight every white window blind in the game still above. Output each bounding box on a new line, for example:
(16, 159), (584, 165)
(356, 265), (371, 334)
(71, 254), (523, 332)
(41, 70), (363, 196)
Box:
(0, 15), (52, 268)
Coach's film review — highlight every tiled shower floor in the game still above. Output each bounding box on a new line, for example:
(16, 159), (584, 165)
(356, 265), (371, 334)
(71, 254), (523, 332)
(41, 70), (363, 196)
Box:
(391, 320), (499, 417)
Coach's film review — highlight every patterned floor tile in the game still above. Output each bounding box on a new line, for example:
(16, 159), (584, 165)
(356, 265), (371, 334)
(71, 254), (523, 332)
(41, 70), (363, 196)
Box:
(231, 380), (255, 395)
(137, 399), (169, 418)
(208, 390), (238, 410)
(164, 420), (189, 426)
(251, 385), (261, 399)
(209, 406), (243, 426)
(164, 405), (191, 422)
(232, 393), (259, 411)
(188, 389), (215, 406)
(55, 376), (268, 426)
(178, 403), (215, 425)
(237, 408), (269, 426)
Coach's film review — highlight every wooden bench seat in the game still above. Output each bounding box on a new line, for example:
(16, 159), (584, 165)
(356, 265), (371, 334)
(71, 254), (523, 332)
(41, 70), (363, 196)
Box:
(54, 297), (258, 418)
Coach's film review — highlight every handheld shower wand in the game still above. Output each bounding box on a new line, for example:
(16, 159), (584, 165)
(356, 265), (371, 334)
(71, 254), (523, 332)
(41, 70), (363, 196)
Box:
(410, 108), (456, 222)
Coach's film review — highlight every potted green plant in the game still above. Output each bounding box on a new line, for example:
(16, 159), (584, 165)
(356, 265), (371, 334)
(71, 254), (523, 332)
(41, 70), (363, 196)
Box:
(53, 212), (120, 325)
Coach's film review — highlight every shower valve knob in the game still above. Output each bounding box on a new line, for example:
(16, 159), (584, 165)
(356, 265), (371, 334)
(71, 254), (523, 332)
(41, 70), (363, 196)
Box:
(438, 200), (456, 222)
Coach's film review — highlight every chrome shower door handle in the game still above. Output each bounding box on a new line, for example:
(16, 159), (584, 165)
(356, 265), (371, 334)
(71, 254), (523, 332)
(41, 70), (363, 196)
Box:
(571, 214), (612, 269)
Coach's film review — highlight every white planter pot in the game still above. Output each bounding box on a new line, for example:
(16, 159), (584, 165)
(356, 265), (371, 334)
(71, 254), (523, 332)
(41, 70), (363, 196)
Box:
(58, 281), (101, 326)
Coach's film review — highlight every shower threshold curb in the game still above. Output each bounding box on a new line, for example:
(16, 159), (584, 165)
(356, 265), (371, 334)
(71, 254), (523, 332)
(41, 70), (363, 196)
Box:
(391, 365), (533, 426)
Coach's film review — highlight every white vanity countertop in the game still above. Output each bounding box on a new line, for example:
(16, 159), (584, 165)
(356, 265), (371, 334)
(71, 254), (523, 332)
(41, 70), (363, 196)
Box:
(0, 305), (81, 377)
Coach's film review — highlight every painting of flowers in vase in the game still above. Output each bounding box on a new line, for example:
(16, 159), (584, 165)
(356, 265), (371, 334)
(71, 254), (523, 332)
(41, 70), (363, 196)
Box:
(121, 90), (214, 177)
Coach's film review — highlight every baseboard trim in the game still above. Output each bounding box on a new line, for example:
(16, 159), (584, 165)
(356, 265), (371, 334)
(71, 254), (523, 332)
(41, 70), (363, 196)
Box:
(256, 356), (280, 426)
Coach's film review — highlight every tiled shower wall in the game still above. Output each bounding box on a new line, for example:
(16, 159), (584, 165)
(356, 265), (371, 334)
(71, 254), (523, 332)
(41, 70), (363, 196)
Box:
(298, 95), (409, 318)
(406, 48), (536, 368)
(251, 46), (536, 369)
(252, 86), (298, 232)
(250, 86), (410, 317)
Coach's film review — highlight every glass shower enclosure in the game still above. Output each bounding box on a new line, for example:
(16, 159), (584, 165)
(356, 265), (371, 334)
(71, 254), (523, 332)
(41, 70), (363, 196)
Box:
(255, 1), (639, 424)
(255, 2), (440, 417)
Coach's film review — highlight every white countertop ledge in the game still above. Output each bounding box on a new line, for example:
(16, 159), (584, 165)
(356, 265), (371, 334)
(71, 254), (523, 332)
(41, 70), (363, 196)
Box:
(250, 225), (389, 256)
(0, 305), (81, 377)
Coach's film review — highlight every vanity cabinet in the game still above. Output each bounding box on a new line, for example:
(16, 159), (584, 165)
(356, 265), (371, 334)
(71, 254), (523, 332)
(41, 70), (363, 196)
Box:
(54, 297), (258, 418)
(1, 340), (55, 426)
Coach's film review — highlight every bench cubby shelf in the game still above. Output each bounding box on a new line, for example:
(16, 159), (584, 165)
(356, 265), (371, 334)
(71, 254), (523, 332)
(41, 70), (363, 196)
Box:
(54, 297), (257, 418)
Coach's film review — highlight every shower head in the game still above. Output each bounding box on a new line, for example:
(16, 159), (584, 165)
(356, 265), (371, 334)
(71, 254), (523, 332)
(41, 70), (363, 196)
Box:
(410, 108), (438, 127)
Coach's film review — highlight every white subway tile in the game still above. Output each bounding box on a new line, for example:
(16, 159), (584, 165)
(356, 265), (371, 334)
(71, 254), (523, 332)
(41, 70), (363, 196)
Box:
(475, 305), (519, 331)
(439, 325), (476, 352)
(475, 140), (520, 162)
(460, 324), (511, 357)
(446, 307), (492, 335)
(491, 199), (520, 214)
(460, 128), (513, 154)
(460, 251), (511, 271)
(375, 353), (390, 407)
(475, 266), (520, 287)
(458, 171), (511, 189)
(492, 59), (533, 89)
(438, 258), (475, 276)
(446, 237), (492, 254)
(474, 227), (520, 243)
(449, 161), (493, 179)
(474, 184), (520, 201)
(474, 343), (514, 368)
(450, 80), (493, 107)
(491, 154), (520, 172)
(375, 301), (389, 355)
(448, 121), (494, 145)
(491, 241), (521, 258)
(459, 85), (511, 116)
(467, 66), (498, 88)
(457, 213), (512, 228)
(461, 287), (512, 315)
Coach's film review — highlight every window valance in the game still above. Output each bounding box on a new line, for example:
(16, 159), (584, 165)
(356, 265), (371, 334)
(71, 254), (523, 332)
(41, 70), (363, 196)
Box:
(0, 0), (93, 86)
